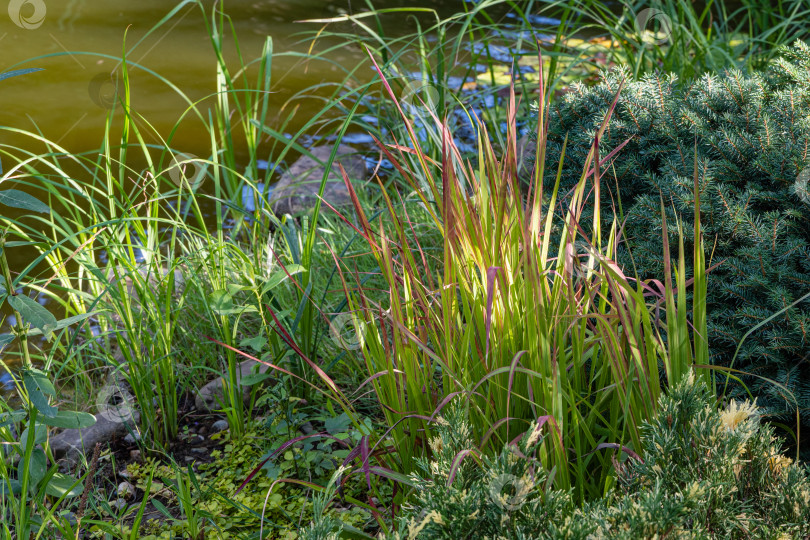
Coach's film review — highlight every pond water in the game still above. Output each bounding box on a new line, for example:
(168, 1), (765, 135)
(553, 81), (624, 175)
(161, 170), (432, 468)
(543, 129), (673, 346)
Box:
(1, 0), (474, 148)
(0, 1), (487, 272)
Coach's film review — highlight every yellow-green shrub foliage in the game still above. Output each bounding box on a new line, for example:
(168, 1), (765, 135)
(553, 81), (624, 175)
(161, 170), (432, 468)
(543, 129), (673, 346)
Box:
(385, 373), (810, 539)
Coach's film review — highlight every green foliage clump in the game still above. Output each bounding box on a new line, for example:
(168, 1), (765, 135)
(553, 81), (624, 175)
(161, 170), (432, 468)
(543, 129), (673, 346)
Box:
(389, 373), (810, 539)
(541, 41), (810, 420)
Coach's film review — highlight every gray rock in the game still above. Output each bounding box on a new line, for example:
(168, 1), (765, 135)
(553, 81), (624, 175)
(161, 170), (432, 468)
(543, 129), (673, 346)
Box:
(123, 432), (141, 445)
(194, 359), (272, 412)
(51, 409), (140, 467)
(270, 144), (367, 215)
(210, 419), (229, 433)
(112, 498), (128, 511)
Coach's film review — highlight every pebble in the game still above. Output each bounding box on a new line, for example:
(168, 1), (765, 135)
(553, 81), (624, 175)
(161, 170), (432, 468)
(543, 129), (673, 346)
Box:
(210, 419), (229, 433)
(129, 450), (141, 461)
(117, 481), (135, 500)
(112, 498), (128, 511)
(191, 447), (208, 454)
(123, 432), (141, 445)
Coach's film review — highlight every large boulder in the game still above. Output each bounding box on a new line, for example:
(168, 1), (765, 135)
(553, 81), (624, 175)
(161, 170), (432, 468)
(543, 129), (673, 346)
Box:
(270, 144), (367, 215)
(51, 409), (139, 468)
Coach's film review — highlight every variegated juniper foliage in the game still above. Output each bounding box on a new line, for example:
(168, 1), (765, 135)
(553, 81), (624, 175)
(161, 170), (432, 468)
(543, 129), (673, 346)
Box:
(540, 41), (810, 422)
(390, 373), (810, 539)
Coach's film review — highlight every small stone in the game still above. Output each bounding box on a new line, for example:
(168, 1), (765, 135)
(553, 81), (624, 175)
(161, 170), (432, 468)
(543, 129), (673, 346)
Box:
(194, 359), (273, 412)
(191, 447), (207, 454)
(112, 498), (128, 511)
(117, 481), (135, 500)
(118, 470), (131, 479)
(123, 432), (141, 445)
(184, 456), (195, 462)
(129, 450), (141, 461)
(210, 419), (229, 433)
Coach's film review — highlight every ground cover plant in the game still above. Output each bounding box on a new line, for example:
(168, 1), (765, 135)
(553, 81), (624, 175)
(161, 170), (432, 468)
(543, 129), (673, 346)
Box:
(0, 0), (809, 538)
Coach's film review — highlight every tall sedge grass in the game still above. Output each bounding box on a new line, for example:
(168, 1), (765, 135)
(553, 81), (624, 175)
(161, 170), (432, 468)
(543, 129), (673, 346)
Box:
(330, 52), (710, 502)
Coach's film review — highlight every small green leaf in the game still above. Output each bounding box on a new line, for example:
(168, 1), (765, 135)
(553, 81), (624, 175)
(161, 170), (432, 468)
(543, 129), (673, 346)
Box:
(23, 370), (57, 418)
(0, 333), (13, 351)
(20, 423), (48, 448)
(23, 368), (55, 395)
(240, 371), (274, 386)
(150, 498), (174, 519)
(226, 283), (248, 296)
(261, 265), (304, 295)
(44, 473), (83, 498)
(19, 448), (47, 492)
(39, 410), (96, 429)
(0, 479), (21, 495)
(8, 295), (57, 336)
(209, 289), (233, 314)
(209, 289), (258, 315)
(239, 335), (267, 353)
(26, 388), (56, 417)
(324, 413), (352, 434)
(26, 312), (99, 337)
(0, 189), (49, 213)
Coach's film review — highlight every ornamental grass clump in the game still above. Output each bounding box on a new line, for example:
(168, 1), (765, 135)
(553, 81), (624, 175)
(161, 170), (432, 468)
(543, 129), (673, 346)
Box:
(389, 372), (810, 539)
(334, 52), (710, 503)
